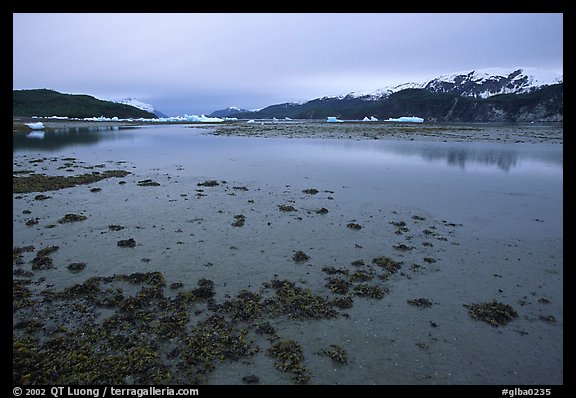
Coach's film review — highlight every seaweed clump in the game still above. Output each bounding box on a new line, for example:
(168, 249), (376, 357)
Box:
(197, 180), (220, 187)
(137, 179), (160, 187)
(67, 262), (87, 273)
(13, 245), (35, 265)
(372, 256), (402, 274)
(232, 215), (246, 227)
(58, 214), (87, 223)
(13, 170), (130, 193)
(292, 251), (310, 263)
(317, 344), (348, 365)
(325, 277), (351, 294)
(407, 298), (433, 308)
(265, 280), (338, 320)
(31, 246), (59, 270)
(465, 301), (518, 326)
(221, 290), (263, 322)
(353, 284), (388, 299)
(267, 340), (310, 384)
(117, 238), (136, 248)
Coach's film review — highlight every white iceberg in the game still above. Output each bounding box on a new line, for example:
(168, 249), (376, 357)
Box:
(78, 114), (224, 123)
(362, 116), (379, 122)
(326, 116), (343, 123)
(25, 122), (45, 130)
(185, 114), (224, 123)
(385, 116), (424, 123)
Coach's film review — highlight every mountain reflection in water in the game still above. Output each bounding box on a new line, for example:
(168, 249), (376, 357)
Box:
(13, 125), (562, 174)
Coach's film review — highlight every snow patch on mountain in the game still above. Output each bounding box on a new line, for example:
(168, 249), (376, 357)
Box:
(117, 98), (167, 117)
(118, 98), (155, 112)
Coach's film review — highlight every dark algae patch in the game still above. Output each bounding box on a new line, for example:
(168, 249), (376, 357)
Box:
(316, 344), (348, 365)
(13, 245), (35, 264)
(278, 204), (297, 212)
(13, 170), (130, 193)
(13, 272), (345, 384)
(407, 298), (433, 308)
(292, 251), (310, 263)
(117, 238), (136, 248)
(325, 277), (351, 294)
(232, 214), (246, 227)
(267, 340), (310, 384)
(264, 279), (339, 320)
(372, 256), (402, 274)
(353, 284), (388, 299)
(108, 224), (124, 231)
(67, 262), (87, 273)
(31, 246), (59, 270)
(197, 180), (220, 187)
(465, 301), (518, 326)
(58, 213), (87, 223)
(34, 194), (51, 201)
(137, 179), (160, 187)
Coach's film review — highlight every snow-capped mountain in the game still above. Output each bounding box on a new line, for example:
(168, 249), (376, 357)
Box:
(117, 98), (167, 118)
(208, 106), (252, 118)
(342, 67), (563, 101)
(420, 67), (563, 98)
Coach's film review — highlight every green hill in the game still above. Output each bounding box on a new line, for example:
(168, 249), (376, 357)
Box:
(13, 89), (156, 119)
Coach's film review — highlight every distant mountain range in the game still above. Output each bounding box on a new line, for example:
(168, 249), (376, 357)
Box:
(13, 89), (157, 119)
(217, 67), (563, 122)
(207, 106), (250, 118)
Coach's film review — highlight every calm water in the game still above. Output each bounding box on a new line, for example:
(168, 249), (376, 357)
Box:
(13, 124), (563, 384)
(13, 124), (563, 241)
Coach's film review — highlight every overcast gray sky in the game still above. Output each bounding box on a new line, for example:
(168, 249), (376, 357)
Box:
(13, 13), (563, 116)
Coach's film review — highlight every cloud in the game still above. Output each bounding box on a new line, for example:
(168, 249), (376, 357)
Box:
(13, 13), (563, 115)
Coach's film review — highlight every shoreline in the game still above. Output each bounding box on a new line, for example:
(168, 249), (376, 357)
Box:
(13, 118), (563, 144)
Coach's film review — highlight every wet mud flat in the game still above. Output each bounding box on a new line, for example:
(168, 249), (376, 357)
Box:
(13, 149), (562, 385)
(207, 121), (563, 144)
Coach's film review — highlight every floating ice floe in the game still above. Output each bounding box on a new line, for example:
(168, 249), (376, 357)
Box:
(385, 116), (424, 123)
(246, 119), (256, 123)
(362, 116), (379, 122)
(78, 114), (225, 123)
(25, 122), (45, 130)
(326, 116), (343, 123)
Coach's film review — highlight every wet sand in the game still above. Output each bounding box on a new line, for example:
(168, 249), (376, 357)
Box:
(12, 123), (562, 385)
